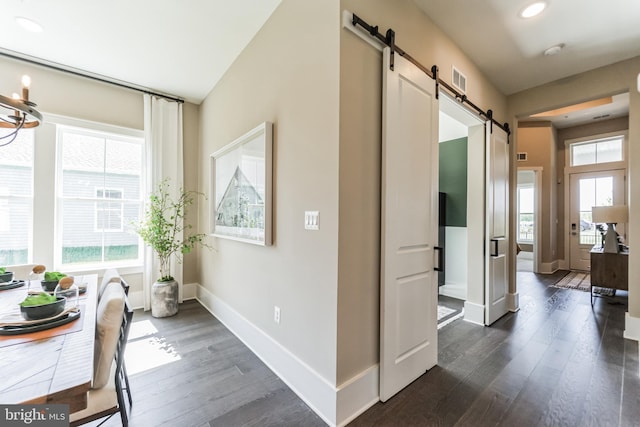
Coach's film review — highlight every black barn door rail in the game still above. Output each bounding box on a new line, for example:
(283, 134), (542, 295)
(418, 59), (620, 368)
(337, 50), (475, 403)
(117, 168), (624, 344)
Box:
(351, 13), (510, 137)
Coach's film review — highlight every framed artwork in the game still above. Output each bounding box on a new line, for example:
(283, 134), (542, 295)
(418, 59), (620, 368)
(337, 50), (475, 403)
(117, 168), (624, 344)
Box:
(210, 122), (273, 245)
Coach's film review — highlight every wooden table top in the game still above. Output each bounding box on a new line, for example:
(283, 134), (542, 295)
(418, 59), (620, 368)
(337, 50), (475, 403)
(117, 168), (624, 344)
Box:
(0, 274), (98, 413)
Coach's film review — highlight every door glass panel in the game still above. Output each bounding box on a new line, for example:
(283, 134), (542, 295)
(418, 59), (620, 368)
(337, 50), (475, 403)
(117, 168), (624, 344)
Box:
(579, 177), (613, 245)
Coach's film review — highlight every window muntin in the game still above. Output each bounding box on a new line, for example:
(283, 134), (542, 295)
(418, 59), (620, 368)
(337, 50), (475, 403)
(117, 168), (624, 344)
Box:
(0, 130), (34, 265)
(570, 136), (623, 167)
(58, 125), (143, 267)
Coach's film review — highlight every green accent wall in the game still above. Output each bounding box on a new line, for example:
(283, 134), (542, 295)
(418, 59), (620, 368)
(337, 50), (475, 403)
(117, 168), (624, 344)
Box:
(439, 137), (468, 227)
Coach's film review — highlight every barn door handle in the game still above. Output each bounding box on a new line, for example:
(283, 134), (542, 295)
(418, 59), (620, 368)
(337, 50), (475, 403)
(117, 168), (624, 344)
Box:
(490, 239), (499, 257)
(434, 246), (444, 272)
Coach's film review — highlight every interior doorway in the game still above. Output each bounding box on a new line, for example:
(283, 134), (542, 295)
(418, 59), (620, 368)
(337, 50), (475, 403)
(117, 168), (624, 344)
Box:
(438, 93), (485, 326)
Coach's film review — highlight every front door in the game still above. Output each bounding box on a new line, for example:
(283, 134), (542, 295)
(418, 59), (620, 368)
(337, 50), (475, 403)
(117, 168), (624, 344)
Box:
(379, 47), (439, 402)
(485, 124), (510, 325)
(569, 170), (625, 270)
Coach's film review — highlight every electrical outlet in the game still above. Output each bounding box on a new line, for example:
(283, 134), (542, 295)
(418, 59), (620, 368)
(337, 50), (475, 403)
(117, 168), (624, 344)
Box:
(274, 306), (281, 324)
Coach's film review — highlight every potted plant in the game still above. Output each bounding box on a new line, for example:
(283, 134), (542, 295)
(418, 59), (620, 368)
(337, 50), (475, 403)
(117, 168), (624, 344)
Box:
(135, 179), (208, 317)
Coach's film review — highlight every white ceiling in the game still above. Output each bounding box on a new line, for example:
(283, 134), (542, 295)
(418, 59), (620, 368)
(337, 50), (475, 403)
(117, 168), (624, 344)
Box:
(414, 0), (640, 127)
(0, 0), (282, 104)
(414, 0), (640, 96)
(1, 0), (639, 116)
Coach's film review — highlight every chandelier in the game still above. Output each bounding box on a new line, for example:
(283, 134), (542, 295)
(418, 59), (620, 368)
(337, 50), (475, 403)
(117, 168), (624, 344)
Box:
(0, 75), (42, 147)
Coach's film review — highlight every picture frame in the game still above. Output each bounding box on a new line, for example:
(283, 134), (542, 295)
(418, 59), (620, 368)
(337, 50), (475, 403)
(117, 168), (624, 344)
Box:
(210, 122), (273, 245)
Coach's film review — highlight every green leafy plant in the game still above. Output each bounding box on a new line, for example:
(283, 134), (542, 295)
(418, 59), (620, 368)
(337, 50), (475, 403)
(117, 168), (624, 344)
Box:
(134, 179), (209, 282)
(20, 292), (57, 306)
(44, 271), (67, 282)
(0, 267), (5, 274)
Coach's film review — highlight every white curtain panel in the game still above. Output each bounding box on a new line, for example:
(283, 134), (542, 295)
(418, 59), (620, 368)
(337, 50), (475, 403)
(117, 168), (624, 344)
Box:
(143, 94), (184, 310)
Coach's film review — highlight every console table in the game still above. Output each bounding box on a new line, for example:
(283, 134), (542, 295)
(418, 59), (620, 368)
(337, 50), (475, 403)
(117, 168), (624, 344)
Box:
(590, 247), (628, 305)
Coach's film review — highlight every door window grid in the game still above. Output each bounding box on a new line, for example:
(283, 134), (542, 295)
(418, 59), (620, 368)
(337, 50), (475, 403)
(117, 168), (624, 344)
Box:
(578, 177), (613, 245)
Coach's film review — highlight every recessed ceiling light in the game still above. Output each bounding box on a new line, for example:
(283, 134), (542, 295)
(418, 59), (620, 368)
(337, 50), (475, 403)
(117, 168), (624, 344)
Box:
(520, 2), (547, 18)
(15, 16), (43, 33)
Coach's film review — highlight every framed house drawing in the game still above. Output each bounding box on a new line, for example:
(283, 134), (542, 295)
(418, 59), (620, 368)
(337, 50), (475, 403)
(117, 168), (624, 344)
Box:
(210, 122), (273, 245)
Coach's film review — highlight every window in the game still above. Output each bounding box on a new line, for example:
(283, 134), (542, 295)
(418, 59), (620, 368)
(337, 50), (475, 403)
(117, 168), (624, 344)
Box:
(0, 129), (34, 265)
(58, 124), (143, 267)
(95, 188), (124, 232)
(570, 136), (623, 167)
(517, 186), (534, 242)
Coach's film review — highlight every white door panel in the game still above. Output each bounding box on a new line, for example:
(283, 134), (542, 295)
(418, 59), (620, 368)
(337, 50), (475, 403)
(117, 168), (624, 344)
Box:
(485, 124), (510, 325)
(380, 47), (438, 402)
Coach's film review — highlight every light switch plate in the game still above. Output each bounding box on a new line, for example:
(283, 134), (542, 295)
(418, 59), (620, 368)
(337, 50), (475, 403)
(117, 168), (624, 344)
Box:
(305, 211), (319, 230)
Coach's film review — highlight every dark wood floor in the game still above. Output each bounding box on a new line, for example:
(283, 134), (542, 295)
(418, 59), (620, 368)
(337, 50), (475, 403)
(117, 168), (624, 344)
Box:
(351, 270), (640, 426)
(91, 301), (325, 427)
(92, 270), (640, 426)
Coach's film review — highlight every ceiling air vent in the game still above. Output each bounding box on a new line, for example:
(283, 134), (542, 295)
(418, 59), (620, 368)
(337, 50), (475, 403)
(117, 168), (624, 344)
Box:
(452, 66), (467, 93)
(517, 152), (528, 161)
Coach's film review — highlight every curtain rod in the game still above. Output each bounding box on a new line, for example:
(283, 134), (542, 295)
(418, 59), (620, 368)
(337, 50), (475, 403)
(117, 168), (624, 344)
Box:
(0, 49), (184, 104)
(351, 13), (510, 136)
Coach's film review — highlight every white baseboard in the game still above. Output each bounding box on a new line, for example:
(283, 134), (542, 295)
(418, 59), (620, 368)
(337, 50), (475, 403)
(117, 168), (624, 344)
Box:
(336, 365), (379, 427)
(624, 312), (640, 341)
(539, 260), (559, 274)
(128, 290), (144, 310)
(195, 284), (379, 426)
(507, 292), (519, 312)
(464, 301), (485, 325)
(439, 281), (467, 300)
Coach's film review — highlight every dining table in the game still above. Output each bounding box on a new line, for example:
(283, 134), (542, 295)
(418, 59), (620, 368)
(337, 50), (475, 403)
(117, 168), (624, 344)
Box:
(0, 274), (98, 413)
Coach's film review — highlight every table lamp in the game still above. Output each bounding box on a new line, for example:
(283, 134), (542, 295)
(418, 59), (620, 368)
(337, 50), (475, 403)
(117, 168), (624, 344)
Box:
(592, 205), (628, 253)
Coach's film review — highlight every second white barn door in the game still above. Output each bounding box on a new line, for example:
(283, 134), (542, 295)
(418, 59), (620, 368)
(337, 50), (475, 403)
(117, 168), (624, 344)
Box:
(379, 47), (439, 402)
(485, 124), (510, 325)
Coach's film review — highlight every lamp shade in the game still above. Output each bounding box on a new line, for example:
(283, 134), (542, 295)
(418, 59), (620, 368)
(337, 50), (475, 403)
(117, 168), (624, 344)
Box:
(592, 205), (628, 224)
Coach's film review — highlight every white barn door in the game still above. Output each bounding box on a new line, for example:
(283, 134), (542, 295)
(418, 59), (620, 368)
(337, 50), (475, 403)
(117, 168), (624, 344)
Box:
(485, 124), (510, 325)
(380, 47), (439, 402)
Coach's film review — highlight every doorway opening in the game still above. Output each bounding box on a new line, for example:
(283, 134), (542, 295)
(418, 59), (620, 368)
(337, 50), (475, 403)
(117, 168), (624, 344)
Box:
(437, 93), (485, 326)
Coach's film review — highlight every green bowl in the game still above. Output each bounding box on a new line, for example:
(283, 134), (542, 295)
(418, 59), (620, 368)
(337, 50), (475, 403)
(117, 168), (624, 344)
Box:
(0, 271), (13, 283)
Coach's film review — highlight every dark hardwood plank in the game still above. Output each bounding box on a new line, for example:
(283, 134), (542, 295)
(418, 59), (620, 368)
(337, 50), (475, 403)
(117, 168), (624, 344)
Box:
(350, 270), (639, 427)
(86, 269), (638, 427)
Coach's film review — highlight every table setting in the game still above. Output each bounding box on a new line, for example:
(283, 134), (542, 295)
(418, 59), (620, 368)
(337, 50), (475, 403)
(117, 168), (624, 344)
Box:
(0, 265), (86, 336)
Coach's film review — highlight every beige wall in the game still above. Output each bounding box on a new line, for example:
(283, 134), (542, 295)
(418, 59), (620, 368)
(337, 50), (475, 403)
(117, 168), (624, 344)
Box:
(508, 56), (640, 318)
(338, 0), (507, 384)
(516, 123), (557, 264)
(0, 55), (201, 295)
(198, 0), (340, 382)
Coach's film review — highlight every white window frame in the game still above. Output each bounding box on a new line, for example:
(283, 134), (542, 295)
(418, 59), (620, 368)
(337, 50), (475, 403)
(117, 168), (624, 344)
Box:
(565, 131), (627, 174)
(30, 113), (145, 274)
